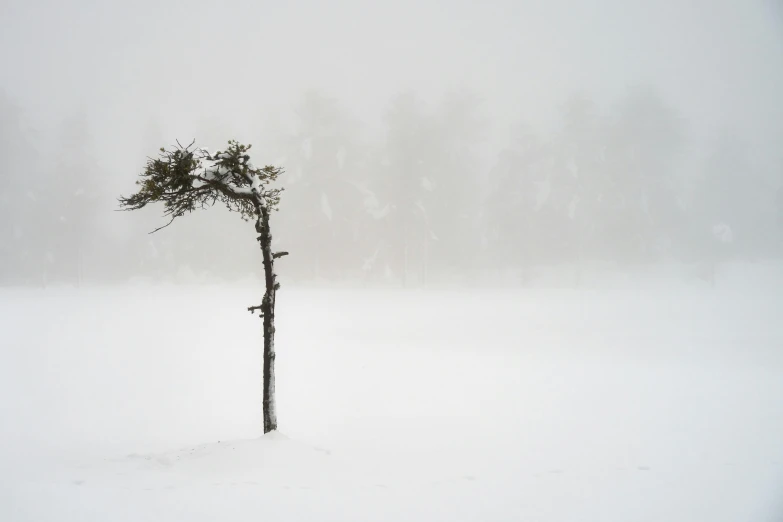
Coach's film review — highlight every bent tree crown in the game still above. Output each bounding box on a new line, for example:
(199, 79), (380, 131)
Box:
(119, 140), (282, 226)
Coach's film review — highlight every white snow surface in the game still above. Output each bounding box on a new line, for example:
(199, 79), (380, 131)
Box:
(1, 271), (783, 521)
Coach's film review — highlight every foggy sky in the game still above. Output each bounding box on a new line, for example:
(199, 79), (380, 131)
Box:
(2, 0), (781, 159)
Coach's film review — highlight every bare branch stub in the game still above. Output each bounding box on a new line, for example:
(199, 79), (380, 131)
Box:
(148, 216), (176, 234)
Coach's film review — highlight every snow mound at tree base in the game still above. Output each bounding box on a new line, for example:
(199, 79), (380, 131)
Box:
(125, 432), (333, 478)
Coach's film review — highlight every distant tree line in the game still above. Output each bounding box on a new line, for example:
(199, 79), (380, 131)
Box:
(1, 87), (781, 287)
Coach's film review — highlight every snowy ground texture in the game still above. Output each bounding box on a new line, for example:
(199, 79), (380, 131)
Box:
(2, 264), (783, 521)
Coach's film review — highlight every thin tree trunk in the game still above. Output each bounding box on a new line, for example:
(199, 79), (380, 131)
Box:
(256, 207), (278, 433)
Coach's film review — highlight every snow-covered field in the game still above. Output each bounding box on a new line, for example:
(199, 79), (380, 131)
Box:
(2, 268), (783, 521)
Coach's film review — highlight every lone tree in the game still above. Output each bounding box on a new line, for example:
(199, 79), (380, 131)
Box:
(119, 140), (287, 433)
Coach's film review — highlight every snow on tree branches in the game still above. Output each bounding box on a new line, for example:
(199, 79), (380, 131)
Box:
(119, 140), (283, 230)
